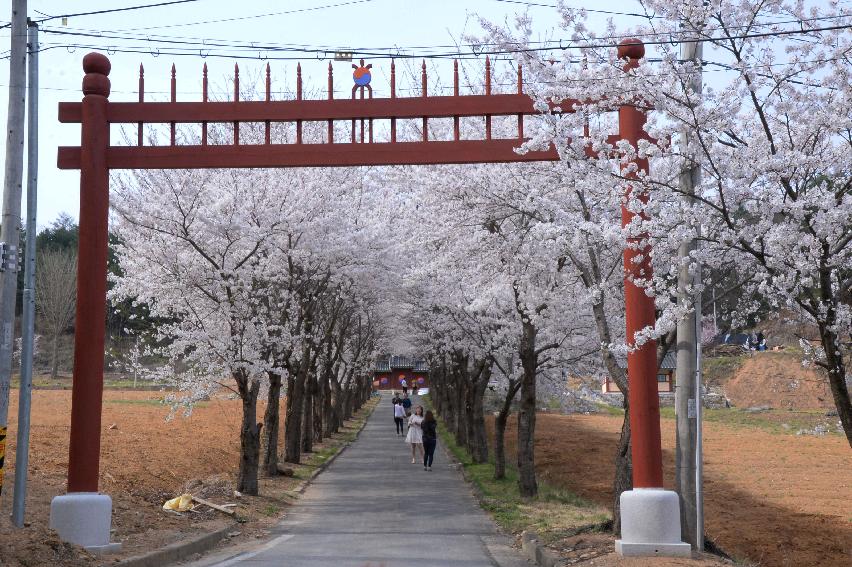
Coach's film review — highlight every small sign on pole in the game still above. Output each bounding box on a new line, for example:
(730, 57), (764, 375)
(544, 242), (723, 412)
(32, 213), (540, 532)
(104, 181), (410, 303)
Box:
(334, 51), (353, 62)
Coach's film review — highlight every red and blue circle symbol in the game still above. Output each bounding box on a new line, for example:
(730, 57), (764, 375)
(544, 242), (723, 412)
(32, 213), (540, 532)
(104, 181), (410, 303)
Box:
(353, 65), (371, 86)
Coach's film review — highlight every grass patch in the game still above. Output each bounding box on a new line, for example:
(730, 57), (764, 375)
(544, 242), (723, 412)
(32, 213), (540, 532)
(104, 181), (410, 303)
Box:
(595, 402), (624, 417)
(262, 504), (280, 517)
(701, 354), (747, 386)
(435, 406), (609, 543)
(659, 406), (839, 435)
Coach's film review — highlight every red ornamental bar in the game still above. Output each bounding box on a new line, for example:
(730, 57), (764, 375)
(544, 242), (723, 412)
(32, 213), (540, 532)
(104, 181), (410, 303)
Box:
(67, 52), (111, 493)
(617, 39), (664, 489)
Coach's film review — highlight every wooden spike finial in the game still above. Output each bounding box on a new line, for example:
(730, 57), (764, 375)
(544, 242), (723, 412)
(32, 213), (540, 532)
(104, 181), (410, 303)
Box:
(202, 62), (208, 102)
(390, 59), (396, 98)
(518, 63), (523, 92)
(265, 62), (271, 102)
(421, 59), (427, 97)
(328, 61), (334, 100)
(171, 62), (175, 76)
(485, 56), (491, 95)
(234, 62), (240, 101)
(297, 62), (303, 100)
(137, 63), (145, 145)
(453, 60), (459, 96)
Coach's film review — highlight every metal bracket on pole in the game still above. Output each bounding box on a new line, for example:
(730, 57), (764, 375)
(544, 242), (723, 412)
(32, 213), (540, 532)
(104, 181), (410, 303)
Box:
(0, 243), (19, 273)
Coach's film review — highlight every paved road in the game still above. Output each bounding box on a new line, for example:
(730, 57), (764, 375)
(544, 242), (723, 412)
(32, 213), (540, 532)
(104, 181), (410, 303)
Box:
(198, 393), (530, 567)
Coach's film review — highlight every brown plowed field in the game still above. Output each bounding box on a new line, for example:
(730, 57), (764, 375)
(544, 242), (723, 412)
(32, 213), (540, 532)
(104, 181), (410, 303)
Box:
(0, 388), (373, 567)
(491, 413), (851, 567)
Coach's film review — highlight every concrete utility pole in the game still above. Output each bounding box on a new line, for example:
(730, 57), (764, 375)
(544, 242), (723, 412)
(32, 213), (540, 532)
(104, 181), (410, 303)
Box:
(0, 0), (27, 499)
(12, 18), (38, 527)
(675, 27), (704, 550)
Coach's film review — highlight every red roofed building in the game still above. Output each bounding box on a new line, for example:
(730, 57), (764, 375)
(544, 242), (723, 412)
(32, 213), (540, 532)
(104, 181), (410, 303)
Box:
(374, 355), (429, 391)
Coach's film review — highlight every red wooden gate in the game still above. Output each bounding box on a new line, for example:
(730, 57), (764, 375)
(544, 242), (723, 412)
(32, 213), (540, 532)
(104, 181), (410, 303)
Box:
(57, 40), (662, 496)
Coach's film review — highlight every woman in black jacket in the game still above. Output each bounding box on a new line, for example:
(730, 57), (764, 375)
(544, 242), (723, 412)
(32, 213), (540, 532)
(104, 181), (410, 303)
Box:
(421, 410), (438, 471)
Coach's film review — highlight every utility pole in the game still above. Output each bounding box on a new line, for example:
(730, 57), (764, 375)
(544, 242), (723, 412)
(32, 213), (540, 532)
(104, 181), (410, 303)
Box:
(12, 18), (38, 527)
(0, 0), (27, 500)
(675, 23), (704, 550)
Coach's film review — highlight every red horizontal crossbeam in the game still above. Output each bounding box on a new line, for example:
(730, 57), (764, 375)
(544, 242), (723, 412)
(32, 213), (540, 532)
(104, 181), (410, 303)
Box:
(58, 94), (576, 124)
(58, 139), (561, 170)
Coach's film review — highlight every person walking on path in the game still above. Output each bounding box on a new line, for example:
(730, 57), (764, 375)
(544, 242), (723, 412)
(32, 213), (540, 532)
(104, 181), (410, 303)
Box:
(400, 377), (408, 395)
(401, 392), (412, 417)
(406, 405), (425, 464)
(393, 400), (406, 436)
(422, 410), (437, 471)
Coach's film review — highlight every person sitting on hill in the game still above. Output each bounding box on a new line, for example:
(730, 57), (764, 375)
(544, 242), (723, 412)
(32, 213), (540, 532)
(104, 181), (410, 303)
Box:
(756, 330), (767, 351)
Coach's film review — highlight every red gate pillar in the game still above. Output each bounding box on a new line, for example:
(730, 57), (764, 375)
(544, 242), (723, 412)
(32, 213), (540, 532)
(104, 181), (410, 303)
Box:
(50, 53), (119, 553)
(617, 40), (663, 490)
(615, 39), (689, 557)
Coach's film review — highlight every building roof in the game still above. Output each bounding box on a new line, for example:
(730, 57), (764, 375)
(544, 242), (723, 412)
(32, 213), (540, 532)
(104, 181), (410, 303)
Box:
(374, 355), (430, 373)
(615, 350), (677, 370)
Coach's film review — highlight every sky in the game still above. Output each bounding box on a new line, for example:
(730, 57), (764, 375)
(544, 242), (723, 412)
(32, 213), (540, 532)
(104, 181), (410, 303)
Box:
(0, 0), (842, 228)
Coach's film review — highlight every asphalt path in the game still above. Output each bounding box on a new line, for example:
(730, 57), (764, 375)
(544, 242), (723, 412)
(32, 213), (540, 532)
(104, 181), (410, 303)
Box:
(194, 393), (530, 567)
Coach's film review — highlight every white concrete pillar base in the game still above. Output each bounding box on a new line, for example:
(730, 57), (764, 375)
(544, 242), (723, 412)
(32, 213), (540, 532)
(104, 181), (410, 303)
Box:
(49, 492), (122, 553)
(615, 488), (692, 557)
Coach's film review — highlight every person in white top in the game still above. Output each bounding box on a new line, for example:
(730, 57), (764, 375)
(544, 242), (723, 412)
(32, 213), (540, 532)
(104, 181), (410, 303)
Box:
(400, 377), (408, 395)
(393, 401), (405, 436)
(405, 405), (425, 463)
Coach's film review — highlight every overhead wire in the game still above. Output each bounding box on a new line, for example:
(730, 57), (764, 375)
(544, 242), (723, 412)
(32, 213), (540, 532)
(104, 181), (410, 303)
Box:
(27, 21), (852, 64)
(488, 0), (659, 19)
(32, 0), (205, 24)
(108, 0), (381, 33)
(36, 11), (852, 61)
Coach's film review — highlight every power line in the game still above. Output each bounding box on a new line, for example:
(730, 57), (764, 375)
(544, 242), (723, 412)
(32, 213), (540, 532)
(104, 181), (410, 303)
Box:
(489, 0), (659, 19)
(37, 11), (852, 61)
(108, 0), (380, 33)
(33, 0), (205, 24)
(31, 21), (852, 63)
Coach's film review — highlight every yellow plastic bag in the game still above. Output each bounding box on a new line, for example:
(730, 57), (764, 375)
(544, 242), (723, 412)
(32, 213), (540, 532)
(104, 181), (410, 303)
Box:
(162, 493), (193, 512)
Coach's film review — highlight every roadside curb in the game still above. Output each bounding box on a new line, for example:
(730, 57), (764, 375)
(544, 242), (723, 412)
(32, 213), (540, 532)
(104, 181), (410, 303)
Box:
(521, 532), (566, 567)
(116, 398), (378, 567)
(116, 523), (237, 567)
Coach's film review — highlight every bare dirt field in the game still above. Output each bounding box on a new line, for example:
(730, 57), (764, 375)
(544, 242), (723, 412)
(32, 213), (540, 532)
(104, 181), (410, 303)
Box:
(0, 388), (373, 567)
(491, 413), (851, 567)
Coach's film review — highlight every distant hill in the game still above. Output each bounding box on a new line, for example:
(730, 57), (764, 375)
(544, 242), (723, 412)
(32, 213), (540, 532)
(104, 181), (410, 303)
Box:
(718, 351), (833, 410)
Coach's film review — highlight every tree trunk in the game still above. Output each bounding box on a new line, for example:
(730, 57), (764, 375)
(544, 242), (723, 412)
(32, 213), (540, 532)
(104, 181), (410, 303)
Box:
(470, 364), (490, 464)
(613, 402), (633, 535)
(517, 320), (538, 498)
(262, 371), (282, 476)
(453, 358), (469, 448)
(301, 372), (314, 453)
(494, 410), (508, 480)
(818, 323), (852, 446)
(237, 373), (262, 495)
(284, 362), (307, 464)
(323, 366), (334, 437)
(50, 330), (60, 379)
(330, 373), (343, 434)
(313, 372), (324, 443)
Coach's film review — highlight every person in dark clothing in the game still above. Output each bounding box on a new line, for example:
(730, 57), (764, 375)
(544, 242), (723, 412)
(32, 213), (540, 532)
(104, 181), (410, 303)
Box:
(393, 401), (405, 435)
(401, 393), (412, 417)
(422, 410), (438, 471)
